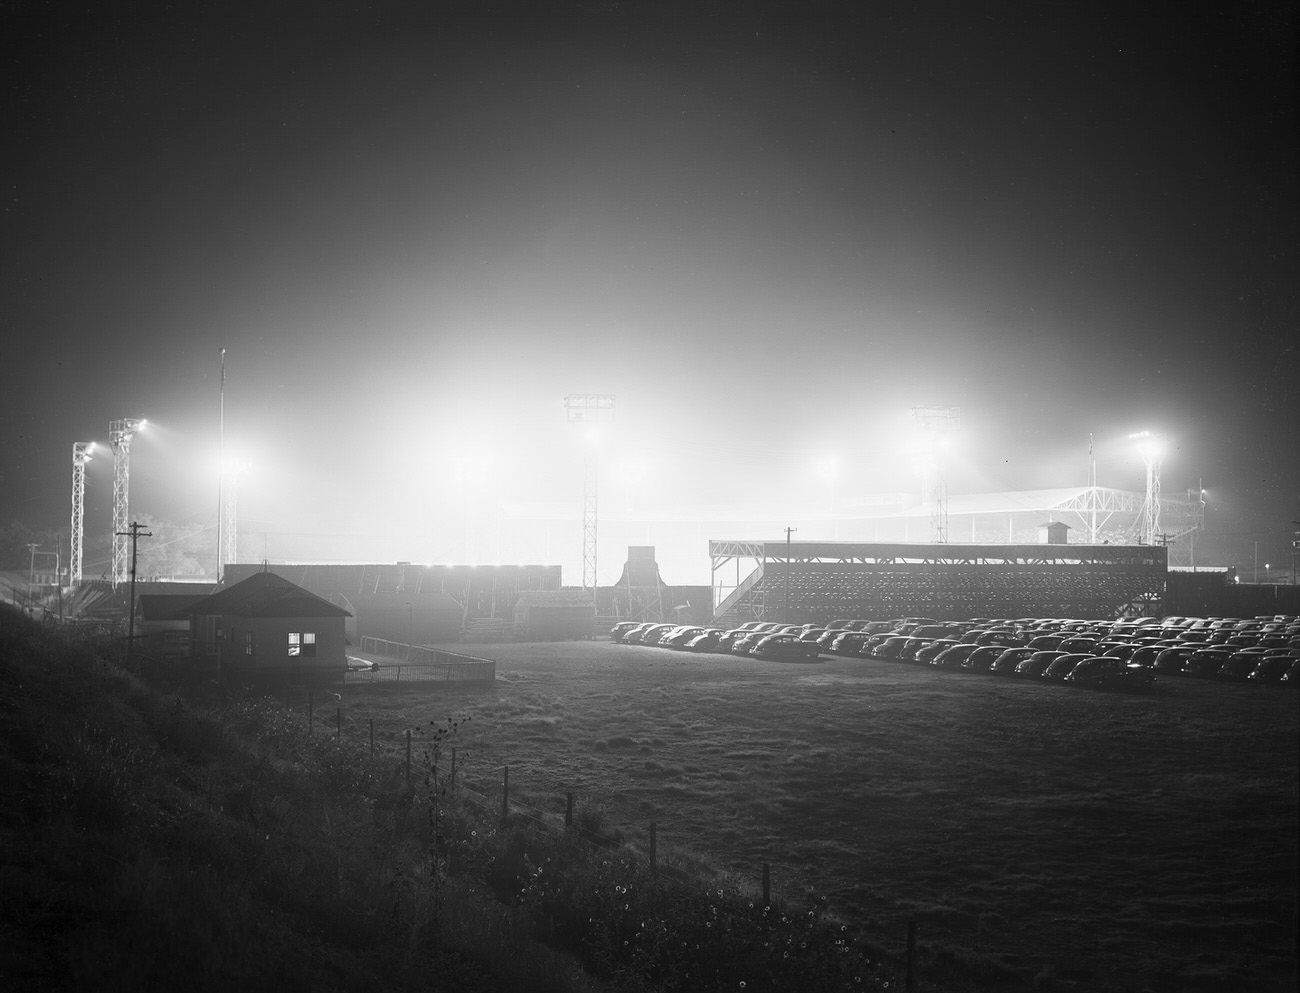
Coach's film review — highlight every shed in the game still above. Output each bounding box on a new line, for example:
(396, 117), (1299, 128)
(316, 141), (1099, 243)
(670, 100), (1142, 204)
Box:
(1038, 521), (1072, 545)
(188, 571), (351, 680)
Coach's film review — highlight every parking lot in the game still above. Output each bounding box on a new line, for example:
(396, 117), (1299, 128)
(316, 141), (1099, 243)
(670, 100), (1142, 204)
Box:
(351, 633), (1299, 992)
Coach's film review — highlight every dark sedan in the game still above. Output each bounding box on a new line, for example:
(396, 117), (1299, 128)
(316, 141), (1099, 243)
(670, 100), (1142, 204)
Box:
(1042, 653), (1093, 681)
(1015, 651), (1066, 677)
(1065, 657), (1155, 691)
(959, 645), (1008, 673)
(751, 634), (822, 661)
(990, 647), (1035, 675)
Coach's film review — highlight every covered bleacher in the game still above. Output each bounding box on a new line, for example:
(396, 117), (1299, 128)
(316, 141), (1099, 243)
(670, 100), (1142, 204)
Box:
(711, 540), (1168, 624)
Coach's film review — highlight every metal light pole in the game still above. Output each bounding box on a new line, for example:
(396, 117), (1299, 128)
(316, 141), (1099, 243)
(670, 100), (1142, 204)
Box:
(70, 442), (95, 586)
(911, 405), (960, 543)
(110, 418), (146, 585)
(1130, 431), (1165, 546)
(564, 394), (615, 595)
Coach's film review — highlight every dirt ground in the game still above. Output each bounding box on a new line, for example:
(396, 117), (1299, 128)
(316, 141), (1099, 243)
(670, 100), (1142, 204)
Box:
(338, 640), (1299, 992)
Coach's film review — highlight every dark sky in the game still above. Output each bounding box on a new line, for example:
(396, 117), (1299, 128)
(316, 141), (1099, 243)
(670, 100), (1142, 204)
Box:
(3, 1), (1296, 582)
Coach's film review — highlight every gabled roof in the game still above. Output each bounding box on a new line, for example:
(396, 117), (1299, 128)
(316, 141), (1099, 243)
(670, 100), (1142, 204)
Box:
(189, 571), (351, 619)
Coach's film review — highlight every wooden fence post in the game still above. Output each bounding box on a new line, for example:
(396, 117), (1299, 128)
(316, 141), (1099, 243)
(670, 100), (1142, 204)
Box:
(649, 821), (658, 877)
(762, 862), (771, 906)
(502, 765), (509, 825)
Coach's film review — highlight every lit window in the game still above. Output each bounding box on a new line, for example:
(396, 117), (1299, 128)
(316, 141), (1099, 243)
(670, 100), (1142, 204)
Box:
(245, 633), (253, 656)
(288, 632), (316, 658)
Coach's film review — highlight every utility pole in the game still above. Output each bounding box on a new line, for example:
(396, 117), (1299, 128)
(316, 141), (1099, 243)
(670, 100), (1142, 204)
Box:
(784, 527), (797, 622)
(118, 522), (152, 664)
(26, 542), (38, 608)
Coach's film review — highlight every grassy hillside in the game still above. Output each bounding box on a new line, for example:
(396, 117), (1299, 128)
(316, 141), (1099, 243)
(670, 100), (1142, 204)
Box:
(0, 607), (896, 993)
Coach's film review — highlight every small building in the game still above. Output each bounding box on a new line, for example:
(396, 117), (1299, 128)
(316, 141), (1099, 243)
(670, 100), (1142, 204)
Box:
(137, 592), (212, 657)
(188, 571), (350, 680)
(1039, 521), (1072, 545)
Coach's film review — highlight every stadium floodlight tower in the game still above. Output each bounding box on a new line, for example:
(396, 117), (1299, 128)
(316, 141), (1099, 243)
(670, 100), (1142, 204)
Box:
(219, 458), (249, 578)
(564, 394), (615, 594)
(69, 441), (95, 586)
(1130, 430), (1165, 545)
(110, 418), (146, 586)
(910, 404), (960, 542)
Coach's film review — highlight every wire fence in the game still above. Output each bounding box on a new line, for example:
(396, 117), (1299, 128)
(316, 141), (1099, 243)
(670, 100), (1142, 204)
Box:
(288, 692), (921, 989)
(301, 695), (799, 907)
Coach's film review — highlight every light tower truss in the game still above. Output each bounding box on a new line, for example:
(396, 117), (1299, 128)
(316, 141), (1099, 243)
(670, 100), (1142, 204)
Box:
(70, 442), (95, 586)
(910, 404), (960, 542)
(110, 418), (145, 585)
(564, 394), (616, 592)
(1051, 485), (1202, 566)
(221, 467), (238, 574)
(1130, 431), (1166, 546)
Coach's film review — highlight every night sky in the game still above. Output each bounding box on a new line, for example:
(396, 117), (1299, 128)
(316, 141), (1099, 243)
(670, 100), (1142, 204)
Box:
(3, 1), (1296, 583)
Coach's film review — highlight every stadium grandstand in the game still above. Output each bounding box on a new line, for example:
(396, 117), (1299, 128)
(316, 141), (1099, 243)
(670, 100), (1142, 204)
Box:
(710, 539), (1169, 626)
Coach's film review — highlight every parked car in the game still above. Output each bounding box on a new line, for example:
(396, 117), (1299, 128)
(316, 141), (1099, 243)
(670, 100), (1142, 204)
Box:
(618, 622), (662, 644)
(634, 623), (679, 646)
(990, 647), (1034, 675)
(914, 638), (962, 665)
(825, 631), (870, 656)
(871, 635), (914, 661)
(609, 621), (641, 643)
(660, 626), (708, 649)
(685, 629), (728, 653)
(1215, 656), (1261, 681)
(714, 629), (751, 653)
(959, 645), (1007, 673)
(1042, 653), (1092, 681)
(1247, 656), (1300, 683)
(895, 637), (933, 663)
(928, 643), (979, 669)
(1057, 636), (1100, 654)
(1181, 649), (1232, 678)
(751, 634), (822, 661)
(1151, 647), (1195, 673)
(1063, 657), (1154, 690)
(729, 631), (769, 656)
(1015, 651), (1065, 677)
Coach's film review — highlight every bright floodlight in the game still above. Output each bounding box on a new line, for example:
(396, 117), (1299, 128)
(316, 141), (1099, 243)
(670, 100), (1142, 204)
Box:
(1130, 430), (1165, 462)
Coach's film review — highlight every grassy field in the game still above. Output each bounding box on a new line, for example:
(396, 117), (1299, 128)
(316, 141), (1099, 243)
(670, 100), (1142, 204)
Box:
(340, 640), (1299, 993)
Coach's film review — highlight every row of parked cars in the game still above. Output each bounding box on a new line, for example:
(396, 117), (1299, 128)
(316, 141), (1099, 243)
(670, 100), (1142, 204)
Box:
(608, 613), (1300, 689)
(610, 620), (823, 661)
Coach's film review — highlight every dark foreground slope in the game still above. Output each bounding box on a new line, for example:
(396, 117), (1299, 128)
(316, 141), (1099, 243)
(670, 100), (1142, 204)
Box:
(0, 608), (896, 993)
